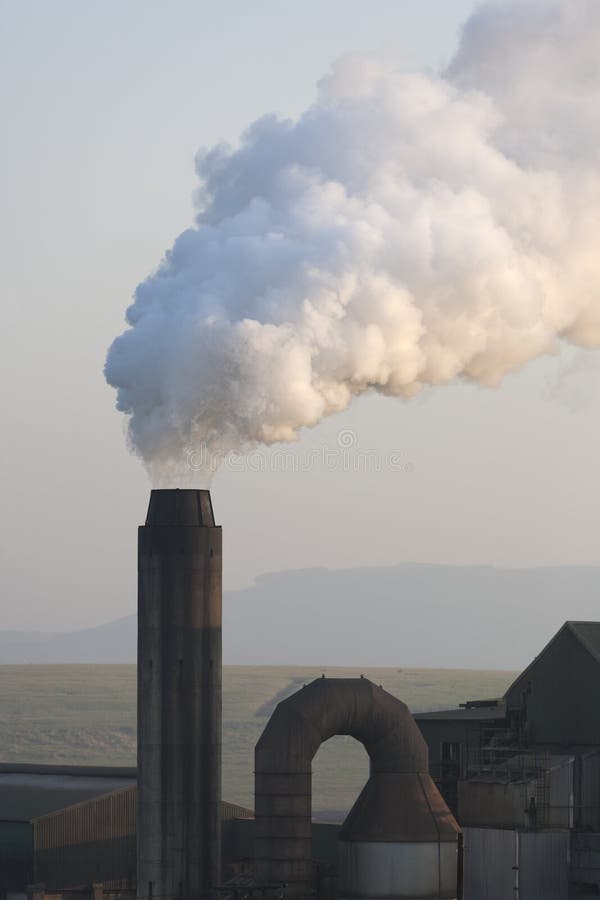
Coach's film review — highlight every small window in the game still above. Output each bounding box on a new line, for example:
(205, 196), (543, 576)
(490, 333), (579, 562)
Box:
(441, 741), (461, 763)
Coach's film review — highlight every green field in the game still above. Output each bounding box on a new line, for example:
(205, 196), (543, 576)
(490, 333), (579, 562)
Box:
(0, 665), (516, 818)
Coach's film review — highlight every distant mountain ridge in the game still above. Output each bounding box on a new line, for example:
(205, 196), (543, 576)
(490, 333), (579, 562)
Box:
(1, 564), (599, 669)
(0, 616), (137, 664)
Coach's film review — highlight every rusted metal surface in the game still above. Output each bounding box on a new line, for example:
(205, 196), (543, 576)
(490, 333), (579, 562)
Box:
(138, 489), (222, 900)
(254, 677), (435, 890)
(339, 772), (459, 843)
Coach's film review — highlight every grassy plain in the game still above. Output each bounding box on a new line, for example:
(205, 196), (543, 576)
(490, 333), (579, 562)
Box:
(0, 664), (516, 817)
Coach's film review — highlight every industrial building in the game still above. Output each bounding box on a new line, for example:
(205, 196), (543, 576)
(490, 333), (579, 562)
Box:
(416, 621), (600, 899)
(1, 490), (462, 900)
(0, 767), (255, 896)
(0, 690), (459, 900)
(2, 489), (598, 900)
(0, 764), (136, 895)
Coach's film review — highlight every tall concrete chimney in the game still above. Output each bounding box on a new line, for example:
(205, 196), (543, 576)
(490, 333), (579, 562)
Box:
(137, 489), (222, 900)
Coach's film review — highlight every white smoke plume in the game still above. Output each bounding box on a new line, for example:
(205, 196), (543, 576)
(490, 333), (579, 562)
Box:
(105, 0), (600, 484)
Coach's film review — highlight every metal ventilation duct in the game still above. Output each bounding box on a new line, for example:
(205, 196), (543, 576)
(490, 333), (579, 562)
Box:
(255, 676), (459, 893)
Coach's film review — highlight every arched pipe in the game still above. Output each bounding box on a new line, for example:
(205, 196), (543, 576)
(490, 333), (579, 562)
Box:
(254, 677), (430, 888)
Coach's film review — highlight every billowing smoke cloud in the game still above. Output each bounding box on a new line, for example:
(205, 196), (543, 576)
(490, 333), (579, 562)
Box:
(105, 0), (600, 484)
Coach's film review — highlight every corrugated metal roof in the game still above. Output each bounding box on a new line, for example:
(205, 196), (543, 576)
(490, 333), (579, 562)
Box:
(0, 764), (136, 777)
(0, 770), (136, 821)
(222, 800), (254, 820)
(1, 762), (253, 824)
(32, 785), (253, 849)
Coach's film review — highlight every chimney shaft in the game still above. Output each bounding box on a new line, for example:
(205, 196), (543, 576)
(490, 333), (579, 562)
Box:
(137, 489), (222, 900)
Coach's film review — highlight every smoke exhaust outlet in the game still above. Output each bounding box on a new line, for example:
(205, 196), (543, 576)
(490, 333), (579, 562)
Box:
(137, 489), (222, 900)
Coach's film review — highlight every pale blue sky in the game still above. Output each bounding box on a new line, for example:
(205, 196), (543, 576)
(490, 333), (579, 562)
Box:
(1, 0), (599, 632)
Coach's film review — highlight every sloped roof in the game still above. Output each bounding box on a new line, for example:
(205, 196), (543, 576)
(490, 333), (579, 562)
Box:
(504, 621), (600, 700)
(339, 772), (460, 843)
(0, 764), (254, 824)
(415, 703), (506, 722)
(0, 767), (136, 821)
(568, 622), (600, 663)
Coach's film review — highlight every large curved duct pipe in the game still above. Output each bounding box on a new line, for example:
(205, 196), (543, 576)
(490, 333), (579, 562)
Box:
(255, 677), (457, 893)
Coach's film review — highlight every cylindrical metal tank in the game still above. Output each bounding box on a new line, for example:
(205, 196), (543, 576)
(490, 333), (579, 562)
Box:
(137, 489), (222, 900)
(338, 772), (460, 900)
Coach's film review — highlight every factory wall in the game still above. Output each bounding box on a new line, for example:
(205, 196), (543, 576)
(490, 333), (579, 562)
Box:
(221, 819), (342, 882)
(505, 625), (600, 746)
(571, 832), (600, 892)
(548, 756), (575, 829)
(459, 756), (574, 830)
(0, 822), (32, 893)
(32, 787), (253, 892)
(580, 750), (600, 831)
(463, 827), (516, 899)
(33, 787), (136, 890)
(518, 831), (570, 900)
(30, 811), (340, 894)
(463, 827), (569, 900)
(414, 719), (480, 780)
(0, 766), (135, 895)
(415, 712), (506, 813)
(459, 780), (535, 830)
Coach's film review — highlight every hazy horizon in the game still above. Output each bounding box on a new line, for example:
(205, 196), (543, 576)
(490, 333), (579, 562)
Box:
(2, 0), (600, 640)
(1, 561), (598, 670)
